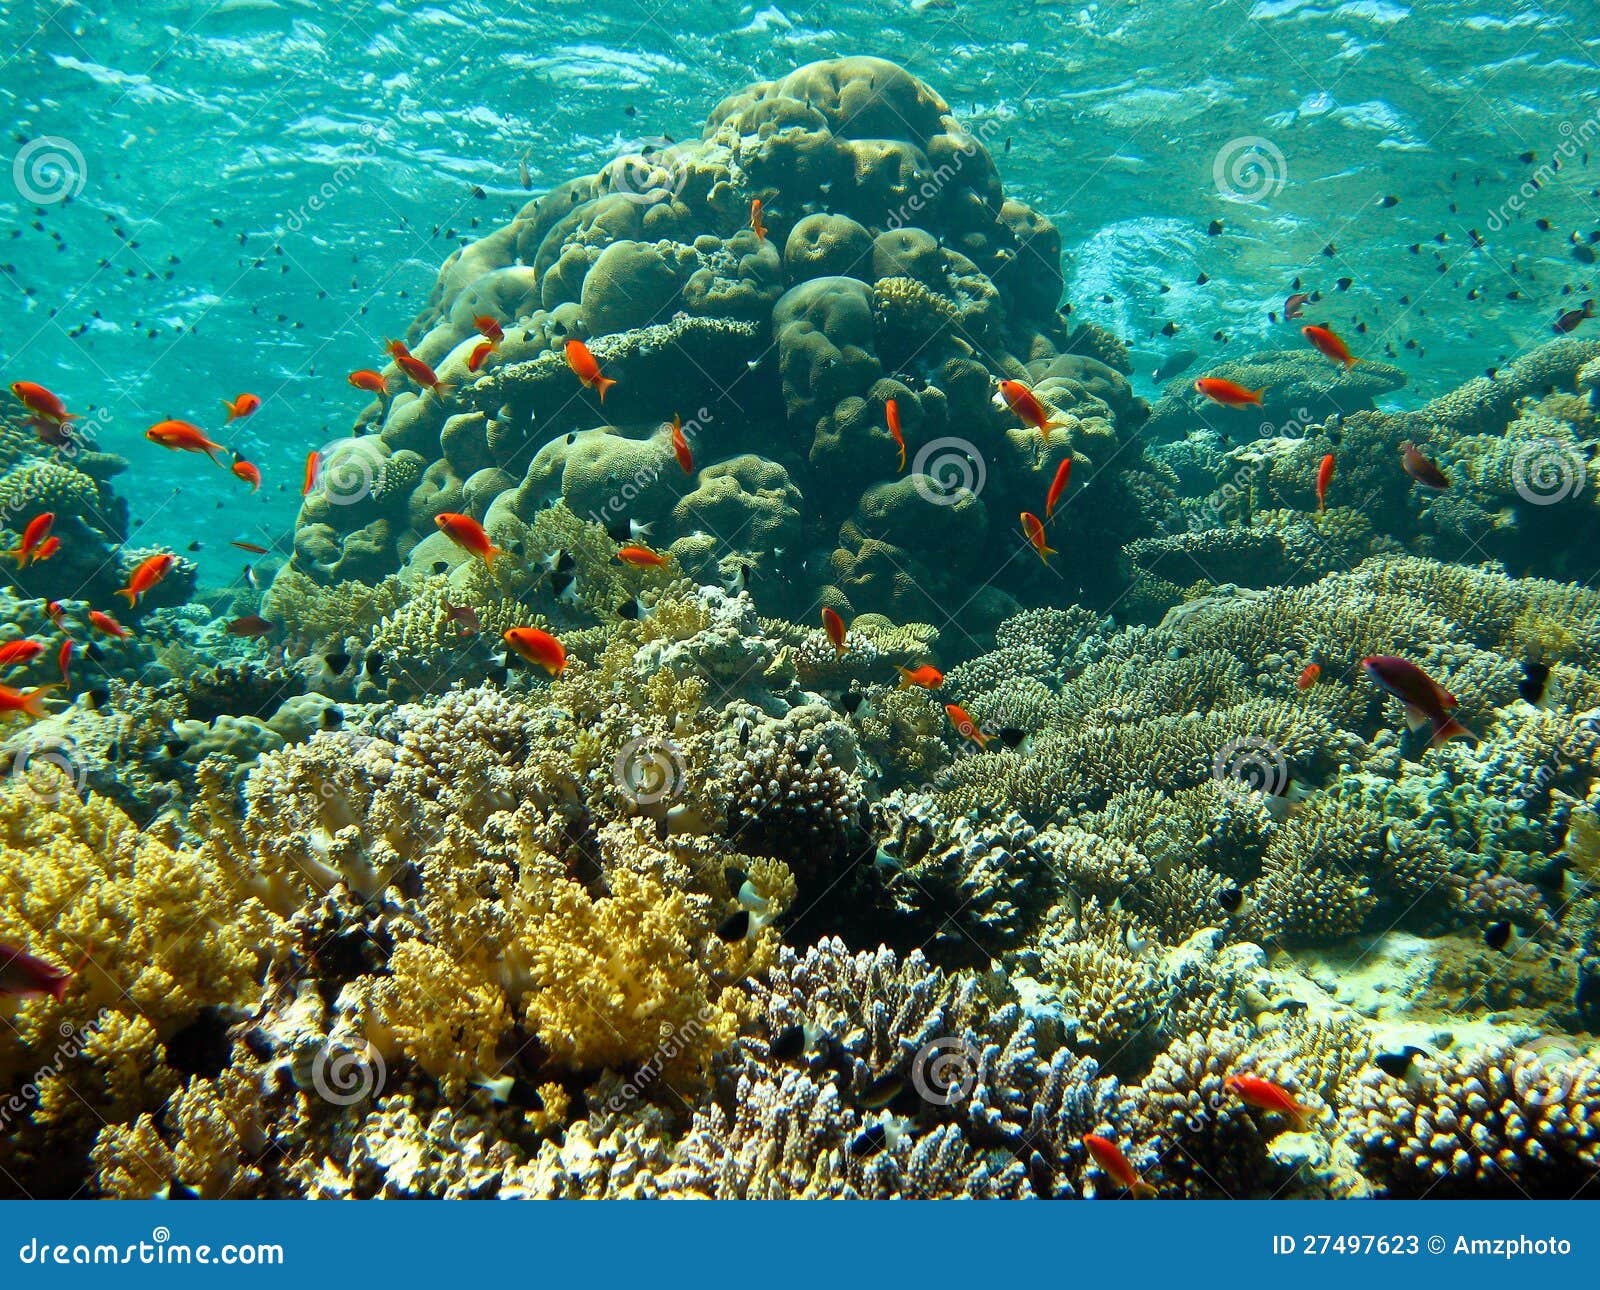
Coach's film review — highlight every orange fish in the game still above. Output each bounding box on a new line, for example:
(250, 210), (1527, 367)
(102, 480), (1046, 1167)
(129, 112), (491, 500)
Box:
(468, 317), (504, 372)
(1315, 452), (1334, 512)
(1194, 377), (1265, 408)
(1223, 1074), (1312, 1129)
(565, 338), (616, 403)
(886, 398), (906, 471)
(57, 638), (73, 687)
(998, 379), (1061, 432)
(1400, 441), (1449, 490)
(10, 381), (77, 426)
(435, 512), (502, 568)
(117, 553), (176, 607)
(751, 197), (767, 242)
(0, 682), (57, 720)
(384, 338), (412, 360)
(1297, 663), (1321, 690)
(1081, 1134), (1157, 1200)
(1361, 654), (1475, 747)
(944, 702), (988, 748)
(230, 540), (270, 554)
(616, 545), (667, 568)
(821, 607), (847, 657)
(897, 664), (944, 689)
(87, 610), (129, 638)
(1020, 511), (1055, 563)
(31, 536), (60, 564)
(231, 458), (262, 492)
(8, 512), (54, 566)
(45, 601), (67, 631)
(670, 415), (693, 474)
(226, 615), (275, 638)
(348, 369), (390, 396)
(395, 352), (453, 400)
(222, 392), (261, 421)
(1302, 324), (1357, 369)
(146, 419), (225, 464)
(1045, 457), (1072, 519)
(503, 627), (568, 676)
(0, 640), (47, 668)
(303, 450), (320, 496)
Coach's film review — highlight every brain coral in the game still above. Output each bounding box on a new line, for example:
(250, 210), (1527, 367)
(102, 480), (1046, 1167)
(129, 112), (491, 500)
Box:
(274, 56), (1165, 638)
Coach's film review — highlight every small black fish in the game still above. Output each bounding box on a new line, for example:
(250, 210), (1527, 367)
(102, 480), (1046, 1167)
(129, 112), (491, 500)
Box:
(432, 561), (450, 575)
(794, 744), (816, 768)
(1518, 660), (1552, 706)
(724, 865), (749, 898)
(1485, 920), (1513, 951)
(163, 738), (189, 758)
(324, 651), (352, 675)
(1374, 1046), (1426, 1079)
(995, 727), (1026, 749)
(364, 649), (384, 680)
(737, 719), (751, 747)
(1217, 884), (1244, 913)
(1573, 242), (1597, 265)
(187, 540), (201, 552)
(769, 1024), (806, 1061)
(858, 1073), (905, 1110)
(1207, 219), (1223, 236)
(1519, 150), (1536, 164)
(540, 549), (576, 575)
(320, 706), (344, 730)
(616, 596), (646, 621)
(848, 1123), (888, 1158)
(1159, 320), (1178, 337)
(715, 910), (750, 942)
(838, 689), (867, 716)
(550, 571), (578, 603)
(1380, 194), (1398, 207)
(1195, 272), (1209, 286)
(87, 687), (110, 709)
(162, 1178), (200, 1200)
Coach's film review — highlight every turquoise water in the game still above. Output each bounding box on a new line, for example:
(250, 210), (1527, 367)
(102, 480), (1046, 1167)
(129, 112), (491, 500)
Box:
(6, 1), (1599, 561)
(5, 0), (1600, 1203)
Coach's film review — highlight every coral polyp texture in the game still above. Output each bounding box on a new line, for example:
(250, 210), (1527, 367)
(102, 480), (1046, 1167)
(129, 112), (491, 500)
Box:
(6, 55), (1600, 1203)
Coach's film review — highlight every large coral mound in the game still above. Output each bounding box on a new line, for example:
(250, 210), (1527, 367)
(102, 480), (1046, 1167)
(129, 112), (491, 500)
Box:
(284, 56), (1161, 636)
